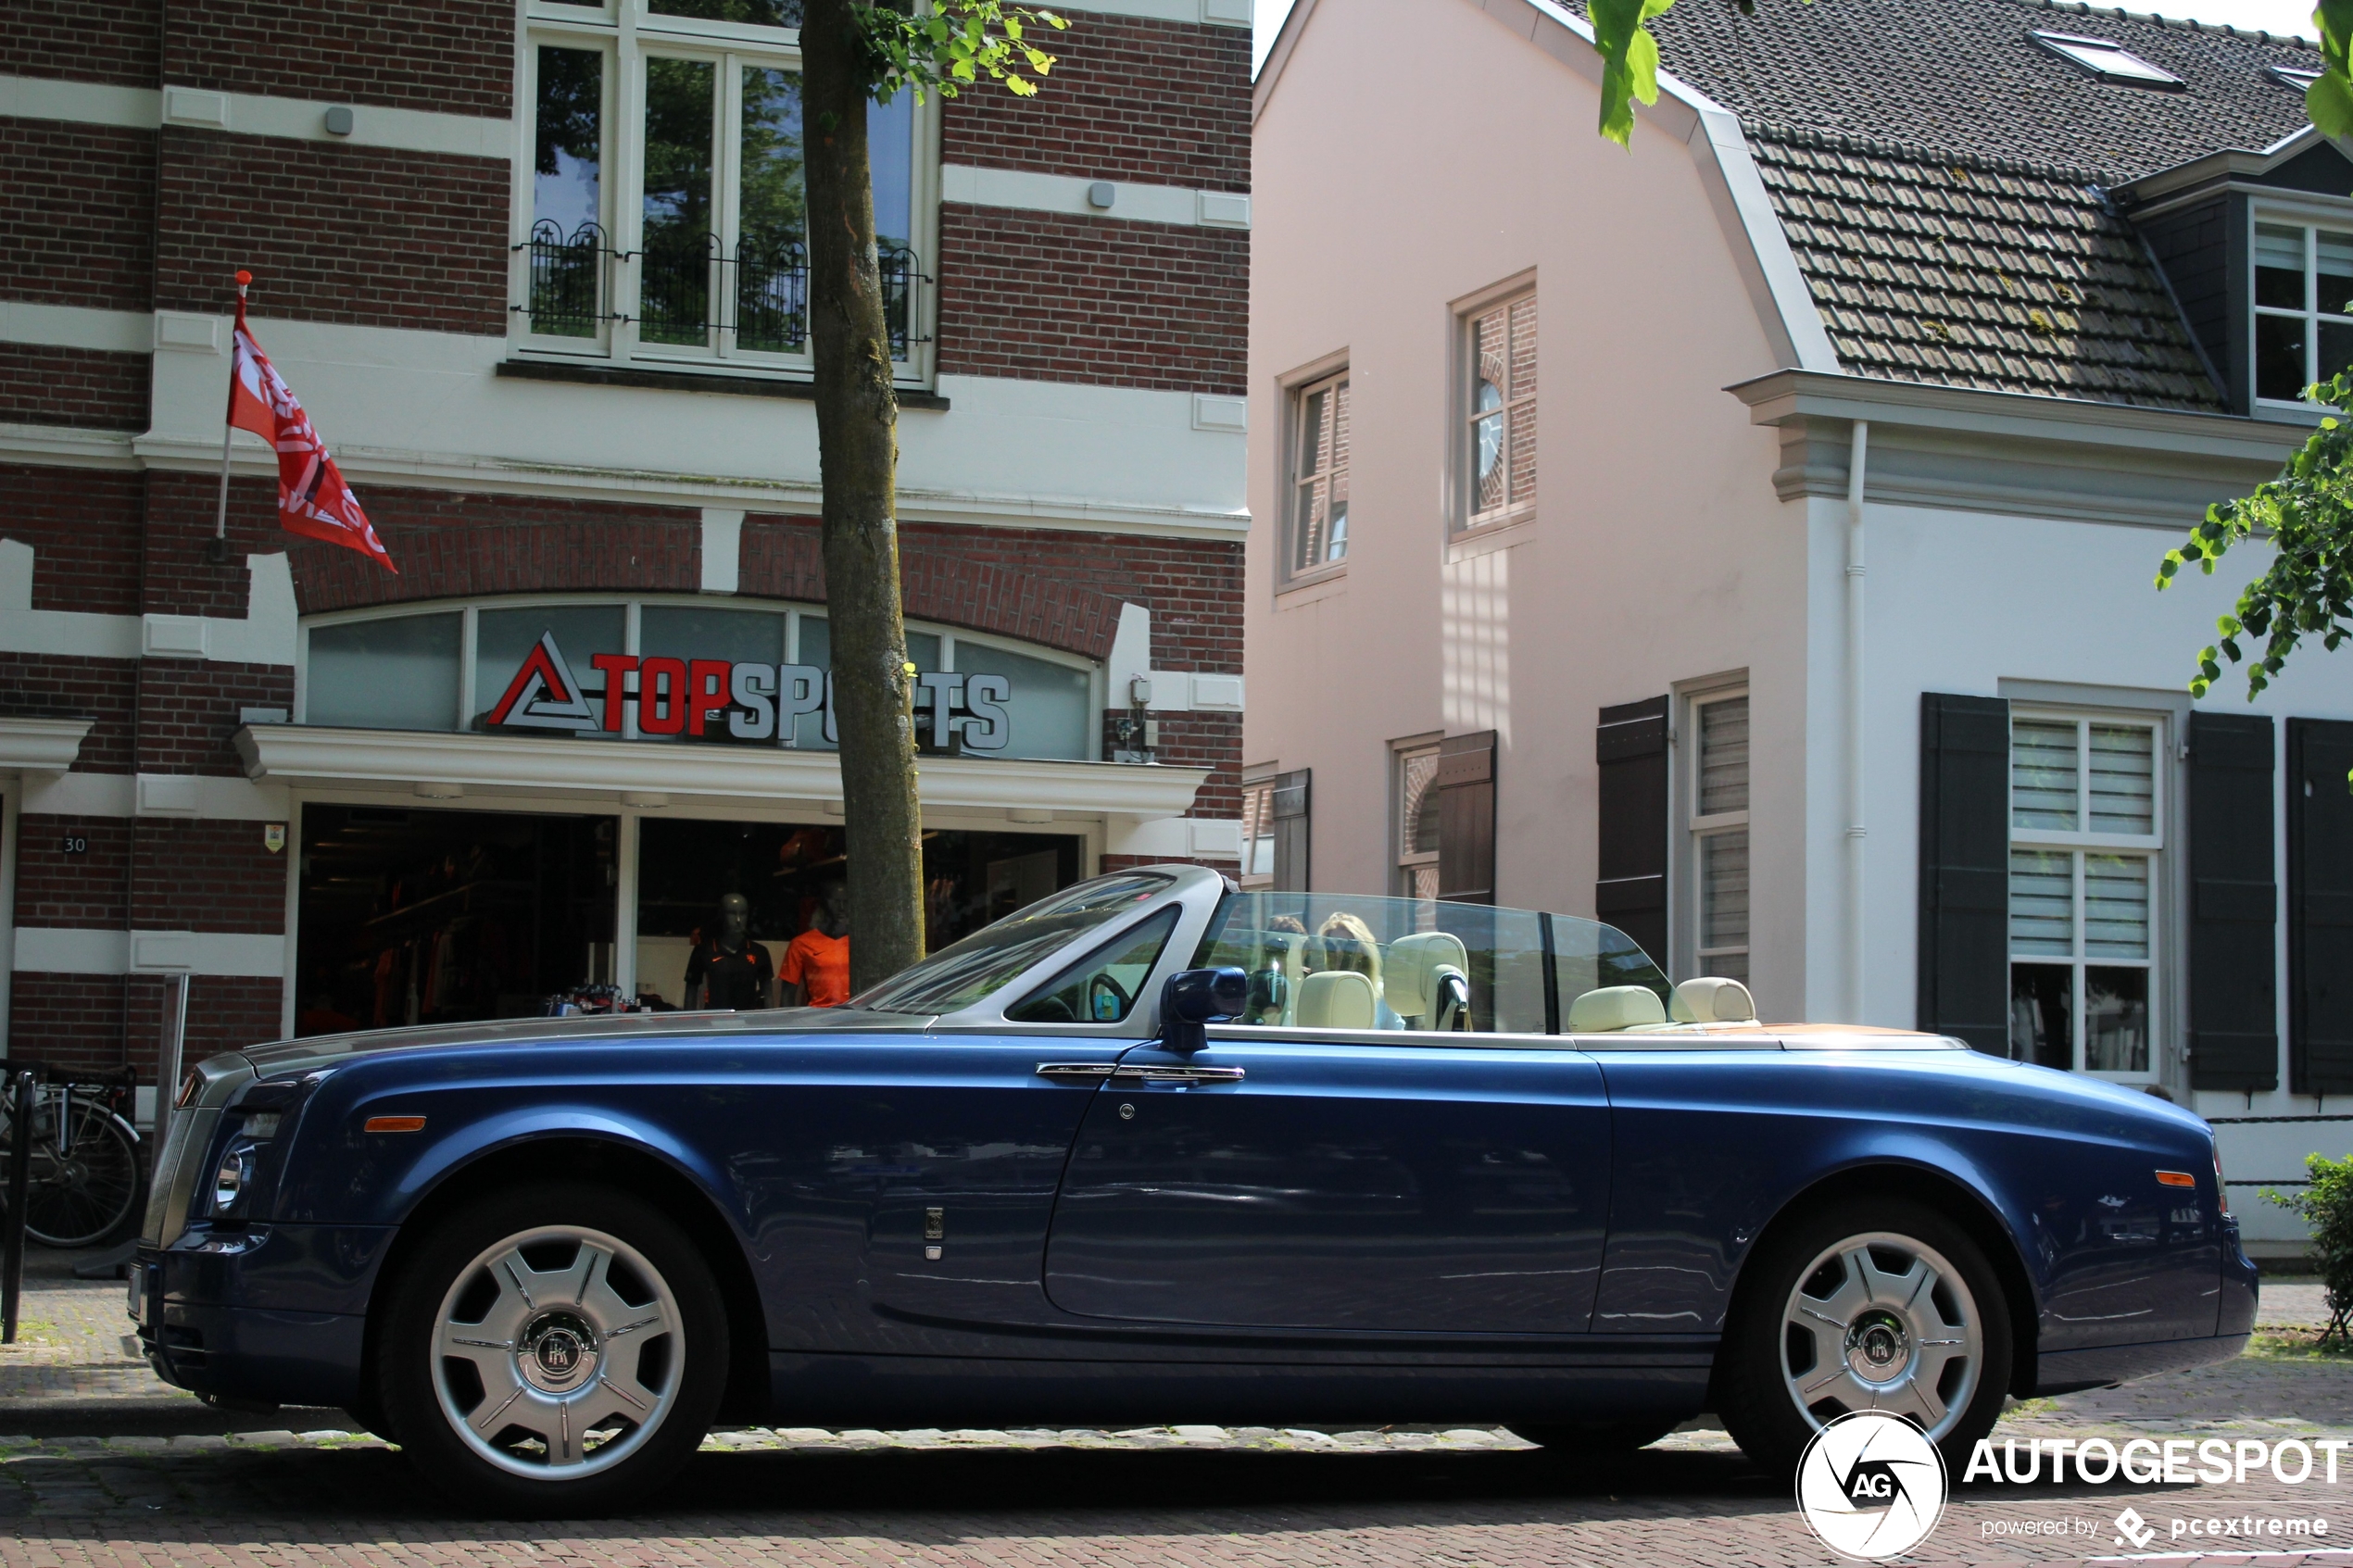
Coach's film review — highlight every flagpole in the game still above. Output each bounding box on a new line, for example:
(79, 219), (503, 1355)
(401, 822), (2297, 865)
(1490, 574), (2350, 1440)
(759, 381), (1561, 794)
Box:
(208, 269), (251, 566)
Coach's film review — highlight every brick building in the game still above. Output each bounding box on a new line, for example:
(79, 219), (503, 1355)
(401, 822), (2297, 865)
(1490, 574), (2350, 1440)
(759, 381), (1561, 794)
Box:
(0, 0), (1252, 1102)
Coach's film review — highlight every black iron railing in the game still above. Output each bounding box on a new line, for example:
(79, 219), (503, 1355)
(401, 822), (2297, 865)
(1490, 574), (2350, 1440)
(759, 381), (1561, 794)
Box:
(515, 225), (924, 360)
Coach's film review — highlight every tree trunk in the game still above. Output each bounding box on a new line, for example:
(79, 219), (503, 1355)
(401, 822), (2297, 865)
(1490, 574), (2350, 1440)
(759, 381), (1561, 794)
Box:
(800, 0), (925, 990)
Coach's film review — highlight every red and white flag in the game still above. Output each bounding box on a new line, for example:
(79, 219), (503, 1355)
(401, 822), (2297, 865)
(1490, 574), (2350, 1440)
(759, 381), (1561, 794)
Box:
(228, 283), (396, 572)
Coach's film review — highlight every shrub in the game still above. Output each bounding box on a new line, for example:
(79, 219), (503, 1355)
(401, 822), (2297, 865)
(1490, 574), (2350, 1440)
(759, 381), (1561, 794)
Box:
(2266, 1153), (2353, 1340)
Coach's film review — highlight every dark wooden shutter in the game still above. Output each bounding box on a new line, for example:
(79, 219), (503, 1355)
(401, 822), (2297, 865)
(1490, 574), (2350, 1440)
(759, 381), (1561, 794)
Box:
(2188, 712), (2278, 1090)
(1595, 696), (1669, 966)
(1437, 732), (1496, 904)
(1917, 693), (2009, 1054)
(2290, 720), (2353, 1095)
(1269, 768), (1310, 893)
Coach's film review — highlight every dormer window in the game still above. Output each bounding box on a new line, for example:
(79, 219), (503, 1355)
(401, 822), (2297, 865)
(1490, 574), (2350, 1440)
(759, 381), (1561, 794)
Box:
(2254, 220), (2353, 404)
(2031, 31), (2184, 89)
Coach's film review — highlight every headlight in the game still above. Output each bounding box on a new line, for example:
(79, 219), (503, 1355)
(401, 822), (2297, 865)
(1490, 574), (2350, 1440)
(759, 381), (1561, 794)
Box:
(210, 1146), (256, 1216)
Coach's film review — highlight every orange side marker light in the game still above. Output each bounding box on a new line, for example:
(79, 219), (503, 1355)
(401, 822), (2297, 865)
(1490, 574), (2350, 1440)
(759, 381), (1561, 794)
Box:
(2155, 1169), (2196, 1187)
(364, 1115), (426, 1135)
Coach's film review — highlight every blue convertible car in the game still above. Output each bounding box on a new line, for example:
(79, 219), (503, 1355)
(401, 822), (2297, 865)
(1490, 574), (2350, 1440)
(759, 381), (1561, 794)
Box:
(134, 865), (2254, 1512)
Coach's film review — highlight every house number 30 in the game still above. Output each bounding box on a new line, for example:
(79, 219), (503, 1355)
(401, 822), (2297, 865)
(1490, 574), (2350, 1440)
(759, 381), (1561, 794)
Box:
(59, 835), (88, 855)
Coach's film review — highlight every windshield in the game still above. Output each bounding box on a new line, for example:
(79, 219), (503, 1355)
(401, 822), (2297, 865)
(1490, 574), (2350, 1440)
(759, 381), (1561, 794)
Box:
(1194, 892), (1668, 1034)
(850, 872), (1177, 1014)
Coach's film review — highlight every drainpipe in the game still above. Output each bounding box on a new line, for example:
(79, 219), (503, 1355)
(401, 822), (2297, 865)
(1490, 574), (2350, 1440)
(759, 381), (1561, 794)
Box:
(1844, 420), (1869, 1022)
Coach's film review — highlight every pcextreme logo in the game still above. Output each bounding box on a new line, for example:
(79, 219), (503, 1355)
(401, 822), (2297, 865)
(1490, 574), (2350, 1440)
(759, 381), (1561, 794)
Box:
(1795, 1411), (1948, 1562)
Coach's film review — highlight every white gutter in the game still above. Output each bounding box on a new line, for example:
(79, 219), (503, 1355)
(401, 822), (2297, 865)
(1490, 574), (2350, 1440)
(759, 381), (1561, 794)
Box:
(1844, 420), (1869, 1022)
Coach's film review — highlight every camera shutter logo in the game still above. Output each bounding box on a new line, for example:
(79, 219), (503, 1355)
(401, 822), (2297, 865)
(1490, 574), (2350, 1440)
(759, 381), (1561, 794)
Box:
(1794, 1411), (1948, 1562)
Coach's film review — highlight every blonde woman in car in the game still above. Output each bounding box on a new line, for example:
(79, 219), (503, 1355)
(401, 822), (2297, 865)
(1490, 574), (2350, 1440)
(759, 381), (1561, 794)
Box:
(1309, 910), (1406, 1030)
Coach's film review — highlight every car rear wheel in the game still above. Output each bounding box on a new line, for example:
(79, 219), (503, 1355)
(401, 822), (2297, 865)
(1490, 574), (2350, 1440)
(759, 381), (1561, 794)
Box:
(377, 1184), (728, 1515)
(1718, 1198), (2010, 1476)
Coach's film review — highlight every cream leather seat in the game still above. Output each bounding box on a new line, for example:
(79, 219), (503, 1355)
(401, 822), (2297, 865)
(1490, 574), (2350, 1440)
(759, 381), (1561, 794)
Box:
(1295, 969), (1378, 1030)
(1566, 985), (1667, 1033)
(1670, 976), (1756, 1023)
(1384, 931), (1471, 1026)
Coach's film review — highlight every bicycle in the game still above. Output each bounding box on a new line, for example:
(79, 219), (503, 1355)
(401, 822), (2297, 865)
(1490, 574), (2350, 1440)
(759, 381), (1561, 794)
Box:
(0, 1070), (145, 1249)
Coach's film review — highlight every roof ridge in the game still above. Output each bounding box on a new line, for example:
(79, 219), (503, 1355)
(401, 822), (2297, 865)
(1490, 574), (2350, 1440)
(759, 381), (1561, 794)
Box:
(2005, 0), (2316, 50)
(1740, 117), (2122, 187)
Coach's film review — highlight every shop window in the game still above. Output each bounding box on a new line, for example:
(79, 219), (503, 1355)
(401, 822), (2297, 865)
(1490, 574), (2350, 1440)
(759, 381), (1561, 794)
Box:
(2006, 712), (2162, 1079)
(521, 6), (927, 373)
(301, 598), (1100, 761)
(632, 816), (1080, 1008)
(1691, 691), (1750, 985)
(306, 612), (460, 731)
(293, 804), (617, 1032)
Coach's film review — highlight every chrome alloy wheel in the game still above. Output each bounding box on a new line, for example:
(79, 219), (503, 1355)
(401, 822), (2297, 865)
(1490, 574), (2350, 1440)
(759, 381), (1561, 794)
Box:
(1779, 1230), (1983, 1442)
(432, 1225), (681, 1478)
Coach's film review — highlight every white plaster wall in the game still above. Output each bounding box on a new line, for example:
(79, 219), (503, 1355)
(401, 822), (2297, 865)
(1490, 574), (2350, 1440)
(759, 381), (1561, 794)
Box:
(1246, 0), (1806, 1015)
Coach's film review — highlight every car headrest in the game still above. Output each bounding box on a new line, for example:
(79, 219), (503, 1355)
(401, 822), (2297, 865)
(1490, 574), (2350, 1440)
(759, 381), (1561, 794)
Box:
(1296, 969), (1378, 1029)
(1566, 985), (1667, 1033)
(1384, 931), (1470, 1021)
(1670, 976), (1756, 1023)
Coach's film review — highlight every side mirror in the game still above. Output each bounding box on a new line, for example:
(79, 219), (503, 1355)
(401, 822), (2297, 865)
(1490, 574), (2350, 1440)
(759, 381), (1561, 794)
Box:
(1160, 967), (1248, 1053)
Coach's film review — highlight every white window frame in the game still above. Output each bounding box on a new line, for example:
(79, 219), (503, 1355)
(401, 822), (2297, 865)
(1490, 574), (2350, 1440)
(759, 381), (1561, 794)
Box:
(1390, 733), (1442, 900)
(297, 594), (1101, 747)
(1452, 276), (1537, 535)
(511, 0), (939, 387)
(1688, 687), (1750, 985)
(2006, 708), (2165, 1084)
(2249, 205), (2353, 411)
(1282, 367), (1351, 585)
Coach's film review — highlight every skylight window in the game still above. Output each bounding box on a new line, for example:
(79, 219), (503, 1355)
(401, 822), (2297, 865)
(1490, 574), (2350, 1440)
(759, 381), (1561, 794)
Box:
(2031, 31), (2185, 89)
(2269, 63), (2322, 89)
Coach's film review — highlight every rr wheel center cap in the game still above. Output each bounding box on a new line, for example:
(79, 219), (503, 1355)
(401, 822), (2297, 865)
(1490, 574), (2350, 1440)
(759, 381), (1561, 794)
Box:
(517, 1311), (600, 1395)
(1844, 1310), (1912, 1382)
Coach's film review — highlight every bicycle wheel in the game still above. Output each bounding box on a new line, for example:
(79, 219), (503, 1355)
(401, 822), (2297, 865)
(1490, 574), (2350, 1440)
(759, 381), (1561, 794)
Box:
(1, 1091), (145, 1248)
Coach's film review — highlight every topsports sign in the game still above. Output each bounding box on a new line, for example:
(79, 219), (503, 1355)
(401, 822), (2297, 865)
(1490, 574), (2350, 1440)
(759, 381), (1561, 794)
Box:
(487, 632), (1020, 753)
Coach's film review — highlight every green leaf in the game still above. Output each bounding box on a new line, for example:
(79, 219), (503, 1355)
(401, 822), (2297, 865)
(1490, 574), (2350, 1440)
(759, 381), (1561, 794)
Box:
(2310, 69), (2353, 138)
(1591, 0), (1676, 147)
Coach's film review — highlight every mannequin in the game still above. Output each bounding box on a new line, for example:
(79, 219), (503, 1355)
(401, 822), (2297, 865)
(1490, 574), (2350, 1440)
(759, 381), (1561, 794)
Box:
(779, 882), (851, 1008)
(683, 891), (774, 1010)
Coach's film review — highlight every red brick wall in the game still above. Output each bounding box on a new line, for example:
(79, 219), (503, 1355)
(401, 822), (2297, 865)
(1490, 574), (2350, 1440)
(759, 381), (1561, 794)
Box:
(0, 466), (146, 615)
(161, 0), (511, 117)
(942, 14), (1248, 191)
(0, 654), (138, 772)
(137, 660), (296, 776)
(13, 816), (130, 929)
(0, 345), (151, 431)
(1, 119), (157, 312)
(935, 207), (1246, 394)
(289, 486), (705, 612)
(0, 0), (162, 89)
(6, 974), (282, 1083)
(128, 818), (289, 932)
(153, 131), (508, 333)
(137, 471), (283, 618)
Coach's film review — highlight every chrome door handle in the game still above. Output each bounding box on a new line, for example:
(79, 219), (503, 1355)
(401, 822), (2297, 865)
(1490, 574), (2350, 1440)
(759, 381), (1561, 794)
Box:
(1035, 1063), (1118, 1081)
(1112, 1064), (1245, 1085)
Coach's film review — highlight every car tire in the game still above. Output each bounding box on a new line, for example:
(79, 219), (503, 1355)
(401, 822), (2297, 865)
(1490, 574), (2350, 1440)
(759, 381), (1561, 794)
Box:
(1717, 1198), (2011, 1477)
(1505, 1417), (1680, 1456)
(376, 1182), (729, 1516)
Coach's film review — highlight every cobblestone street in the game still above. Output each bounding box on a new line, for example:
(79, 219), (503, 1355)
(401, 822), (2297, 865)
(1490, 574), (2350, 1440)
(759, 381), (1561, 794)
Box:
(3, 1260), (2350, 1567)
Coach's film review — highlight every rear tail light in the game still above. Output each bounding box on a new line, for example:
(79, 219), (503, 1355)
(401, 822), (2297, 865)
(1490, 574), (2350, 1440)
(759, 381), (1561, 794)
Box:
(2215, 1146), (2230, 1214)
(175, 1070), (202, 1110)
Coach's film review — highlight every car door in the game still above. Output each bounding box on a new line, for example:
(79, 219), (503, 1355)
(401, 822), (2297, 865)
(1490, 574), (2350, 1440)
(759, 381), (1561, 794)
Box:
(1041, 1027), (1612, 1334)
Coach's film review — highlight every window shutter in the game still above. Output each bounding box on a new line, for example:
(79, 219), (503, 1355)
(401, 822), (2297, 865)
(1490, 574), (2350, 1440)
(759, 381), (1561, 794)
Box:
(2290, 720), (2353, 1095)
(2189, 712), (2278, 1090)
(1269, 768), (1310, 893)
(1595, 696), (1669, 965)
(1918, 693), (2009, 1053)
(1437, 732), (1497, 904)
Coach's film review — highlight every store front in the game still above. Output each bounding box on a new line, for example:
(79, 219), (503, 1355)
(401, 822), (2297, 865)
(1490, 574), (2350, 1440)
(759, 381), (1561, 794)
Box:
(265, 595), (1214, 1035)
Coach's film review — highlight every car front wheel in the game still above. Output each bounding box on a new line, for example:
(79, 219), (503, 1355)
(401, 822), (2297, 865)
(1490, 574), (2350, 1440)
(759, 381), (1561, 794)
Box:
(1717, 1198), (2011, 1475)
(377, 1183), (728, 1515)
